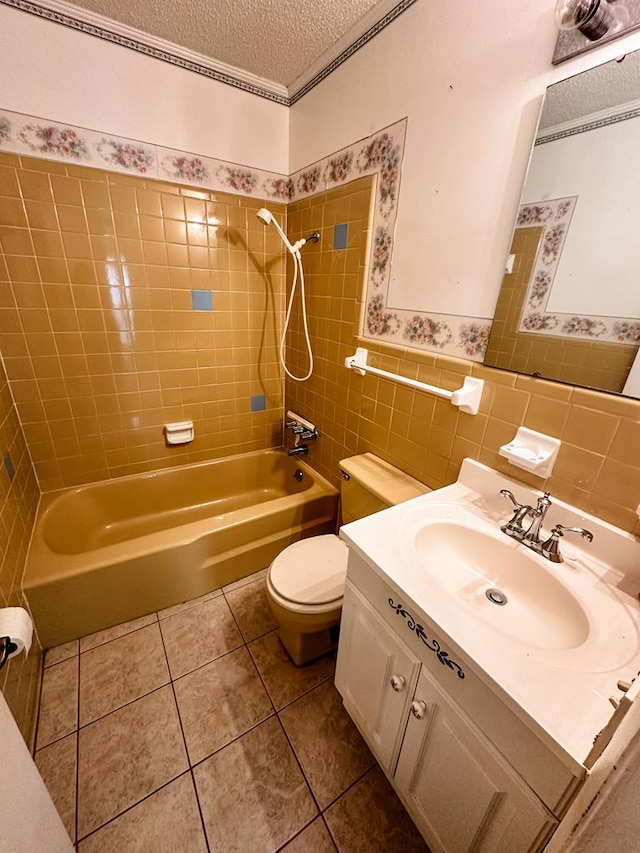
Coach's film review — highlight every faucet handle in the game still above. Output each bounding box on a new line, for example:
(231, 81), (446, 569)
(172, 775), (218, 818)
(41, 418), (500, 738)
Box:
(540, 524), (594, 563)
(500, 488), (525, 509)
(552, 524), (594, 543)
(499, 489), (533, 539)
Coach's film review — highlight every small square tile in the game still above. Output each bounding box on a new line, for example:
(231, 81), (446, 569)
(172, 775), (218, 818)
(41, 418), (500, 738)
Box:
(77, 773), (207, 853)
(4, 452), (15, 482)
(79, 623), (170, 725)
(225, 578), (277, 642)
(324, 766), (428, 853)
(333, 223), (348, 250)
(248, 630), (335, 710)
(191, 289), (213, 311)
(79, 613), (157, 652)
(160, 595), (243, 679)
(35, 732), (77, 843)
(36, 657), (78, 749)
(174, 646), (273, 764)
(279, 681), (374, 809)
(194, 717), (317, 853)
(77, 686), (188, 839)
(251, 394), (267, 412)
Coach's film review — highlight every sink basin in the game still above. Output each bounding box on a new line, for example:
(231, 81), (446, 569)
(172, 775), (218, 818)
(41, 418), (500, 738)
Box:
(407, 517), (591, 651)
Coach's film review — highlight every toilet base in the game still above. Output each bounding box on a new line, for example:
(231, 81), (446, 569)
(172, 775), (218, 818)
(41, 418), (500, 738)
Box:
(279, 622), (340, 666)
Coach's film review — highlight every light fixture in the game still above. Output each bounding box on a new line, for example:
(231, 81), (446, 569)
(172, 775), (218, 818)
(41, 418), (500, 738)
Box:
(555, 0), (628, 40)
(553, 0), (638, 63)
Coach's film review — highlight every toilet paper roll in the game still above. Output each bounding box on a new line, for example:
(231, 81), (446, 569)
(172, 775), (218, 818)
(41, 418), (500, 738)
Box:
(0, 607), (33, 659)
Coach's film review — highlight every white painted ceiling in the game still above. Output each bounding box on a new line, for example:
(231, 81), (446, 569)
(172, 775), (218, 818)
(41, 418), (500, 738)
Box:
(61, 0), (392, 88)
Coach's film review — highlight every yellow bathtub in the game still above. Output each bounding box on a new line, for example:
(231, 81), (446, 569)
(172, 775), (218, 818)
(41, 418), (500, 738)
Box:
(24, 449), (339, 647)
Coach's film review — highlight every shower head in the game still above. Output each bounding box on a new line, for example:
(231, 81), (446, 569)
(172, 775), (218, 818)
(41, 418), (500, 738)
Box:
(256, 206), (296, 254)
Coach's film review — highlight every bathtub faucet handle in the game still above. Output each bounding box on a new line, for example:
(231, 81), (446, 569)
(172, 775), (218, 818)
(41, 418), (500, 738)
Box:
(299, 428), (318, 441)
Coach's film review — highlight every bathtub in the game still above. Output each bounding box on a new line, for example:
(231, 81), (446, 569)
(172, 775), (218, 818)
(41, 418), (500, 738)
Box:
(24, 449), (339, 648)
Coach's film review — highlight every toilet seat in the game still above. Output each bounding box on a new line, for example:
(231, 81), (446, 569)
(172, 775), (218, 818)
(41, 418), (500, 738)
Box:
(268, 534), (348, 610)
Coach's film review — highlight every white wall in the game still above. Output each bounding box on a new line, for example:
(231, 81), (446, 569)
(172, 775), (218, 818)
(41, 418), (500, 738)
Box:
(0, 5), (289, 173)
(290, 0), (640, 319)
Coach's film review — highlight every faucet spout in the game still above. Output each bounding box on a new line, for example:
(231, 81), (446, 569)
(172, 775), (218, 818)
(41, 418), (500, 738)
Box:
(522, 491), (552, 546)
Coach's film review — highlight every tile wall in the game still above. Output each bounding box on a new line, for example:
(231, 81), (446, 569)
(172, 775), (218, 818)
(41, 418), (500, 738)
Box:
(486, 227), (636, 394)
(0, 152), (287, 491)
(286, 180), (640, 536)
(0, 355), (42, 745)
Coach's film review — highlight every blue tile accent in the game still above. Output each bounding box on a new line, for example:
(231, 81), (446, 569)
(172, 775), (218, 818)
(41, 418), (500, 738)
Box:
(333, 222), (349, 250)
(250, 395), (267, 412)
(191, 289), (213, 311)
(4, 453), (15, 483)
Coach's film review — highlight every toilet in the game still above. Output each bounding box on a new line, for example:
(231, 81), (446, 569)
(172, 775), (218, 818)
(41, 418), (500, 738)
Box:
(266, 453), (430, 665)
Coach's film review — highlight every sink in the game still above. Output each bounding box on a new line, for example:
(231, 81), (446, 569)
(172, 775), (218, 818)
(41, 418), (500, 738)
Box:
(410, 519), (590, 650)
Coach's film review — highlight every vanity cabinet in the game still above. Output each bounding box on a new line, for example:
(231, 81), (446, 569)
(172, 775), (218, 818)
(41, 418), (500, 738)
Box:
(336, 579), (558, 853)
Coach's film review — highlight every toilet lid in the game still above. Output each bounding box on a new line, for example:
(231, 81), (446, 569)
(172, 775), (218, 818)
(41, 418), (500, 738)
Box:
(270, 534), (349, 606)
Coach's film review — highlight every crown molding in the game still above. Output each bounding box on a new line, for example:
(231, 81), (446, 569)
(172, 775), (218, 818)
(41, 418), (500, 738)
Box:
(537, 98), (640, 144)
(0, 0), (290, 104)
(1, 0), (417, 106)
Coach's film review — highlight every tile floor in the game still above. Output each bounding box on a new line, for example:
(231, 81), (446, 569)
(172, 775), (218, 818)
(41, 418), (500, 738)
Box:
(34, 569), (429, 852)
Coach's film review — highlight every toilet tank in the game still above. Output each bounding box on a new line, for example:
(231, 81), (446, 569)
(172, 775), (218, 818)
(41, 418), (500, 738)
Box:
(338, 453), (430, 523)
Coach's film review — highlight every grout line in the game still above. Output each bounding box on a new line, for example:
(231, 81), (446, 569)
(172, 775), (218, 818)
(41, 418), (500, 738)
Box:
(273, 713), (322, 817)
(78, 615), (159, 655)
(74, 769), (193, 846)
(74, 646), (80, 848)
(320, 813), (340, 853)
(158, 617), (212, 853)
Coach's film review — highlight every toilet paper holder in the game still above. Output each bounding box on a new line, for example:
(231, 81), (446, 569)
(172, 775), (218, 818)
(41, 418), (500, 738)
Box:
(0, 635), (18, 672)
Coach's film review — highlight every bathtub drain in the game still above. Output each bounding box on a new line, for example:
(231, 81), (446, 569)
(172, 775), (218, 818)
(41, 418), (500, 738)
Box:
(294, 469), (304, 482)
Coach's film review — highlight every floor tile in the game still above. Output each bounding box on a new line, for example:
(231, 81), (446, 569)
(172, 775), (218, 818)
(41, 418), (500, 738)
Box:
(222, 567), (267, 594)
(281, 818), (337, 852)
(80, 613), (157, 652)
(44, 639), (79, 668)
(79, 623), (170, 725)
(194, 717), (317, 853)
(36, 656), (78, 749)
(280, 681), (375, 809)
(77, 773), (207, 853)
(160, 595), (242, 679)
(174, 646), (273, 765)
(35, 732), (77, 843)
(249, 630), (335, 710)
(77, 685), (188, 839)
(324, 766), (428, 853)
(157, 588), (222, 620)
(225, 577), (277, 641)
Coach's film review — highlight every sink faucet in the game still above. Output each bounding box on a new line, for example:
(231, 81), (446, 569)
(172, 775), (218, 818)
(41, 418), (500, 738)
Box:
(522, 491), (552, 547)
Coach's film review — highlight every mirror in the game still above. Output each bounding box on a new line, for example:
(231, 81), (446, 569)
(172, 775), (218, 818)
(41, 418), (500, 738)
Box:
(484, 50), (640, 397)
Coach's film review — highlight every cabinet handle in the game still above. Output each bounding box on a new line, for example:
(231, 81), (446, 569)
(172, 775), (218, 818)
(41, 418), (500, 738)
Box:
(410, 700), (427, 720)
(389, 674), (406, 692)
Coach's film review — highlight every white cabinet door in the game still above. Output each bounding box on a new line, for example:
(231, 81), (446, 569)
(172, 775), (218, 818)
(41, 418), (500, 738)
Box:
(395, 668), (557, 853)
(335, 581), (420, 771)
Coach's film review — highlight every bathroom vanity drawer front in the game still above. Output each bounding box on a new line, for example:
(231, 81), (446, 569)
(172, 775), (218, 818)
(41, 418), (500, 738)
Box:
(346, 551), (583, 816)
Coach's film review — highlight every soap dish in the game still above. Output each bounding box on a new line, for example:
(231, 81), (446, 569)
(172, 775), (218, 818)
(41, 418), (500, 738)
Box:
(499, 427), (560, 478)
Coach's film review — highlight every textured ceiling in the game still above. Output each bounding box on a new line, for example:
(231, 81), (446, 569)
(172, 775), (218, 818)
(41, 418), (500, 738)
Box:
(62, 0), (388, 86)
(540, 50), (640, 129)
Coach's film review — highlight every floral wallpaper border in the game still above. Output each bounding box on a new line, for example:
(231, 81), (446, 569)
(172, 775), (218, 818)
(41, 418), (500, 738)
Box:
(517, 197), (640, 346)
(0, 107), (493, 361)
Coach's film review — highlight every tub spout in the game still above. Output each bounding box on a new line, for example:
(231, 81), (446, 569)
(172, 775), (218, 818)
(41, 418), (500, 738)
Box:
(288, 444), (309, 456)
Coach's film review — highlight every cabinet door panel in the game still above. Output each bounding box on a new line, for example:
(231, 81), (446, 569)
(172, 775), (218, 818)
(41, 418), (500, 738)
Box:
(335, 581), (420, 771)
(396, 669), (557, 853)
